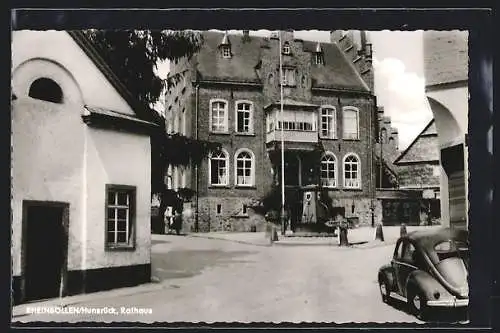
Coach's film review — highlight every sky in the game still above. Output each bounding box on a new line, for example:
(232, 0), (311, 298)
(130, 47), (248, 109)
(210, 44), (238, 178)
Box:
(157, 30), (434, 150)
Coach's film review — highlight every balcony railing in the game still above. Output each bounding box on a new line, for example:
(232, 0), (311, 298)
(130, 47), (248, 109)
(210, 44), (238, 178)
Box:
(266, 129), (318, 144)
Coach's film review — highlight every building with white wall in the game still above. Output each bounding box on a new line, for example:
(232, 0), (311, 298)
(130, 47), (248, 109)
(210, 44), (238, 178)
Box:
(11, 30), (158, 304)
(423, 31), (468, 229)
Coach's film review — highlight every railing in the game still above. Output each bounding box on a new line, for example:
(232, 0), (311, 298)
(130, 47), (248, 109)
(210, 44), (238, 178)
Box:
(266, 129), (318, 144)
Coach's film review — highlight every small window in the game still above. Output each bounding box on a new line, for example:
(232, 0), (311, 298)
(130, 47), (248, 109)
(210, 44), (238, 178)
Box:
(320, 153), (337, 188)
(217, 204), (222, 214)
(403, 242), (417, 264)
(242, 204), (247, 215)
(235, 149), (255, 187)
(236, 101), (253, 133)
(343, 107), (360, 140)
(315, 53), (323, 65)
(320, 106), (336, 139)
(281, 68), (296, 86)
(209, 150), (229, 186)
(282, 42), (291, 54)
(28, 78), (63, 104)
(210, 99), (229, 133)
(343, 154), (361, 189)
(222, 46), (231, 58)
(106, 185), (136, 250)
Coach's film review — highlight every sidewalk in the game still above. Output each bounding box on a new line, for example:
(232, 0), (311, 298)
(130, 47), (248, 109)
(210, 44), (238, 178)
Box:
(187, 225), (442, 248)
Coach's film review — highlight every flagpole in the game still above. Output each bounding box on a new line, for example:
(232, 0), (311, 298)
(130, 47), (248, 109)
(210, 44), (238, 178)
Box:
(279, 32), (286, 235)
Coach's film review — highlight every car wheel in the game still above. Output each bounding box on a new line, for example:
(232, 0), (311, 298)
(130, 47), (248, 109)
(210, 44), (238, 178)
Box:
(378, 277), (390, 304)
(407, 287), (428, 320)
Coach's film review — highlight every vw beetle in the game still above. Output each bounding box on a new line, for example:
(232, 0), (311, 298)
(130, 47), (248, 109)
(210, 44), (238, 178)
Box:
(378, 227), (468, 320)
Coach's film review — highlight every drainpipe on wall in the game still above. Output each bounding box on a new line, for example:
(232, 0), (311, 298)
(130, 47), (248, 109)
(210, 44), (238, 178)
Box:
(195, 83), (200, 232)
(370, 95), (377, 226)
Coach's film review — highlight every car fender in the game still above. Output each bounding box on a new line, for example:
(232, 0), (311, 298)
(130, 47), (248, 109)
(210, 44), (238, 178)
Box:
(378, 264), (396, 291)
(407, 269), (451, 300)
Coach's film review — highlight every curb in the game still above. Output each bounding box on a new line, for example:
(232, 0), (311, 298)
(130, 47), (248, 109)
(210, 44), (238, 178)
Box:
(186, 233), (272, 247)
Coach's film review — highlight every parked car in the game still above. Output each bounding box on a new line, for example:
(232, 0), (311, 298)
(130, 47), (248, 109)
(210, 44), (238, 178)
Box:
(378, 227), (469, 320)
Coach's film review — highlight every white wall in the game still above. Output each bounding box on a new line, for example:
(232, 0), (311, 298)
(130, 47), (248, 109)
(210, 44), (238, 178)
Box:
(12, 31), (152, 276)
(12, 31), (135, 116)
(84, 127), (151, 269)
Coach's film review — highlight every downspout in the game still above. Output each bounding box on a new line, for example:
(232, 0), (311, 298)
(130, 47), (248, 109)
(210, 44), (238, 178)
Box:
(195, 83), (200, 232)
(370, 95), (377, 226)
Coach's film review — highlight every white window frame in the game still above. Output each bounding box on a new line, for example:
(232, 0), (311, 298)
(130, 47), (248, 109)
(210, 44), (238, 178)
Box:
(342, 106), (360, 140)
(222, 46), (231, 58)
(235, 100), (254, 134)
(281, 68), (296, 86)
(343, 153), (361, 189)
(105, 185), (136, 250)
(209, 98), (229, 133)
(234, 148), (255, 187)
(320, 105), (337, 139)
(320, 152), (337, 188)
(209, 149), (229, 186)
(282, 42), (291, 55)
(315, 53), (323, 65)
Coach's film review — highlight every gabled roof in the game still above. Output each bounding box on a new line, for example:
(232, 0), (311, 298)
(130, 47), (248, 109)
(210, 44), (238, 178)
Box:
(196, 31), (262, 84)
(195, 31), (370, 92)
(394, 119), (439, 165)
(68, 31), (161, 126)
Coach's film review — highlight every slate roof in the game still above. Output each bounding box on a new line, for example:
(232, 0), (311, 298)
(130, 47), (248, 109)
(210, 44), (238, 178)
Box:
(196, 31), (262, 83)
(394, 119), (439, 165)
(196, 31), (370, 92)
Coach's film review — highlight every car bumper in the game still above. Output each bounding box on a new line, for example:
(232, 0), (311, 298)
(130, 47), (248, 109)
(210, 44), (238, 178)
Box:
(427, 297), (469, 307)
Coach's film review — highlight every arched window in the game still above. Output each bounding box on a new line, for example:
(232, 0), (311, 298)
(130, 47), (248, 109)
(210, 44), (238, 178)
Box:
(380, 128), (387, 143)
(235, 149), (255, 186)
(343, 153), (361, 189)
(282, 42), (291, 55)
(321, 153), (337, 188)
(28, 78), (63, 104)
(210, 99), (229, 133)
(343, 107), (359, 140)
(320, 106), (336, 139)
(209, 150), (229, 186)
(235, 101), (254, 134)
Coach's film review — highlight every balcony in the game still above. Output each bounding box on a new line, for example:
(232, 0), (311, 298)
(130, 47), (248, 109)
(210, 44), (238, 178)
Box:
(266, 129), (318, 145)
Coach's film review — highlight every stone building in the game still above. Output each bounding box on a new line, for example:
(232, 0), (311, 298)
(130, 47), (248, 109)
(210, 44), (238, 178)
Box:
(164, 30), (379, 232)
(11, 31), (157, 304)
(423, 31), (468, 229)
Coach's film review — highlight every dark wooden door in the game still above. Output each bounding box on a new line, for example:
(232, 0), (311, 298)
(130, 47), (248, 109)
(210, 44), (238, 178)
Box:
(24, 205), (65, 301)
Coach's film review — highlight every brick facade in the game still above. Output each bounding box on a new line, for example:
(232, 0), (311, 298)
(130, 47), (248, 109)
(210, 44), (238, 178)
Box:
(165, 30), (378, 231)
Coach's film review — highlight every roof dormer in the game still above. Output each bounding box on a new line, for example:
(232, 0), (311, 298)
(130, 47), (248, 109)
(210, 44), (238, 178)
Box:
(219, 32), (232, 59)
(314, 42), (324, 65)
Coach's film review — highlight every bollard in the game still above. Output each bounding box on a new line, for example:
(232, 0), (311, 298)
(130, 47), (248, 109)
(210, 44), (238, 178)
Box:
(339, 223), (349, 246)
(270, 225), (279, 244)
(400, 223), (407, 237)
(375, 223), (385, 241)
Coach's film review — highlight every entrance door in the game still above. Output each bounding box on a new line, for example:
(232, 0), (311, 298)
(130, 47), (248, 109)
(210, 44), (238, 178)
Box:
(284, 154), (301, 186)
(23, 202), (68, 302)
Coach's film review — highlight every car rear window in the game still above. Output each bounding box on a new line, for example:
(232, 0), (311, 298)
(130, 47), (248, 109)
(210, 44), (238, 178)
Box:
(434, 239), (469, 269)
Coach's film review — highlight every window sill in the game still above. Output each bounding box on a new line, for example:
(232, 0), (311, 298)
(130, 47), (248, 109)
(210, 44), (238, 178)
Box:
(342, 138), (361, 141)
(235, 132), (256, 137)
(209, 185), (231, 189)
(235, 185), (256, 189)
(231, 214), (250, 219)
(106, 244), (136, 252)
(321, 186), (338, 189)
(210, 131), (230, 135)
(319, 137), (338, 141)
(343, 187), (363, 191)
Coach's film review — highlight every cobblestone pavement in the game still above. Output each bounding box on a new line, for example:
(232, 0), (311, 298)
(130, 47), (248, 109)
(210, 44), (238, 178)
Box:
(14, 235), (425, 324)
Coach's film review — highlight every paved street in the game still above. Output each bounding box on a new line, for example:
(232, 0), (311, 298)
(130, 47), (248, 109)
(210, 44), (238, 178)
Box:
(14, 234), (420, 323)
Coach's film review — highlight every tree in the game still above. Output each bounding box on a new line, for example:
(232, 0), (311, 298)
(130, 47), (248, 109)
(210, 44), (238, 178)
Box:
(84, 30), (220, 217)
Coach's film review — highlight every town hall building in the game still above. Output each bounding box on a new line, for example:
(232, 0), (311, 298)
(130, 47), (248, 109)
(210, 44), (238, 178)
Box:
(164, 30), (379, 232)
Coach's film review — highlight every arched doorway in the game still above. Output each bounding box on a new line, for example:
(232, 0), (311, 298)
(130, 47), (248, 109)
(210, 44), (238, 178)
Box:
(284, 153), (301, 186)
